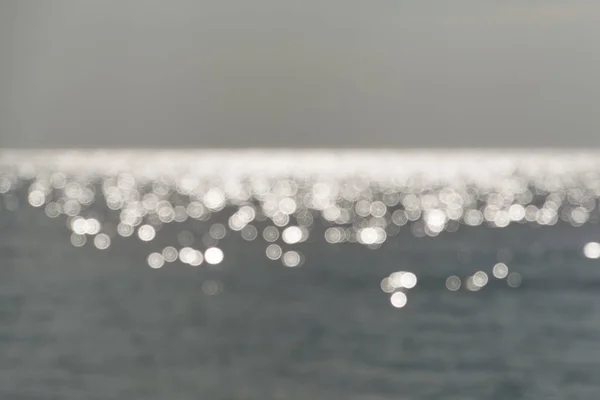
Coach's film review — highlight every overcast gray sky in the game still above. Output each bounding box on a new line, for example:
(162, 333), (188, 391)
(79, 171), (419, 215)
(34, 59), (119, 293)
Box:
(1, 0), (599, 148)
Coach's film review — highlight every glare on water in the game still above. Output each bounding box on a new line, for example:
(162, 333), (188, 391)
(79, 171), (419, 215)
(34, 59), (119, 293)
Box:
(5, 149), (600, 309)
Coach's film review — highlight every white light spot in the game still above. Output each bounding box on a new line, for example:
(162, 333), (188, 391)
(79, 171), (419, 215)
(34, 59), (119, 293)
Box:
(370, 201), (387, 218)
(392, 210), (408, 226)
(380, 277), (395, 293)
(572, 207), (589, 225)
(238, 206), (256, 223)
(324, 227), (343, 243)
(85, 219), (101, 235)
(179, 247), (194, 264)
(117, 223), (134, 237)
(187, 202), (207, 219)
(425, 209), (447, 232)
(493, 263), (509, 279)
(282, 251), (302, 267)
(189, 250), (204, 266)
(282, 226), (303, 244)
(28, 190), (45, 207)
(71, 217), (88, 235)
(584, 242), (600, 259)
(263, 226), (280, 242)
(228, 214), (245, 231)
(0, 177), (11, 193)
(508, 204), (525, 221)
(138, 224), (156, 241)
(266, 244), (282, 260)
(162, 246), (178, 262)
(390, 292), (408, 308)
(203, 188), (226, 211)
(273, 213), (290, 227)
(94, 233), (111, 250)
(157, 204), (174, 223)
(400, 272), (418, 289)
(148, 252), (165, 269)
(322, 206), (341, 222)
(278, 197), (297, 215)
(205, 247), (224, 265)
(389, 271), (405, 288)
(355, 200), (371, 217)
(359, 227), (378, 245)
(473, 271), (489, 288)
(120, 209), (140, 226)
(464, 209), (483, 226)
(106, 194), (123, 210)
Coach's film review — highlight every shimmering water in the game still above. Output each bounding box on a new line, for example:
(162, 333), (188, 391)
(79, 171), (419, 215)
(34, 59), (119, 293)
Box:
(2, 150), (600, 399)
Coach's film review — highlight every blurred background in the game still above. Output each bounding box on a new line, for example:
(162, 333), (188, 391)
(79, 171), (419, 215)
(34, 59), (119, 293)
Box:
(2, 0), (600, 148)
(2, 2), (600, 399)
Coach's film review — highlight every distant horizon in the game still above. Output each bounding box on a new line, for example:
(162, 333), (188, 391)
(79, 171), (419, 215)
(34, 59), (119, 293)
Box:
(2, 148), (598, 182)
(2, 147), (600, 152)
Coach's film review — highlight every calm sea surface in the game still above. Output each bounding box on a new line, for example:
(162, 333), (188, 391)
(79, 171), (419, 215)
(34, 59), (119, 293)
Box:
(2, 150), (600, 399)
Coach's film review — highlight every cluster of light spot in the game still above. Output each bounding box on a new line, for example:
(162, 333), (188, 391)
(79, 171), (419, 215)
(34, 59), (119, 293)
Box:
(466, 271), (489, 292)
(179, 247), (204, 266)
(446, 260), (521, 292)
(381, 271), (417, 308)
(15, 160), (600, 259)
(143, 245), (224, 268)
(71, 217), (101, 235)
(5, 150), (600, 307)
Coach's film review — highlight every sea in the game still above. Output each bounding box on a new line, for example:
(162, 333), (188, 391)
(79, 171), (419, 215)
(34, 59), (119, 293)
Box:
(2, 149), (600, 399)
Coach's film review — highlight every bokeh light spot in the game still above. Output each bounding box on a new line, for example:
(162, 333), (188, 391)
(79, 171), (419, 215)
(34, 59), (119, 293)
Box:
(93, 233), (111, 250)
(148, 252), (165, 269)
(138, 224), (156, 242)
(446, 275), (461, 291)
(584, 242), (600, 259)
(493, 263), (509, 279)
(390, 292), (408, 308)
(282, 251), (302, 267)
(266, 244), (283, 260)
(205, 247), (224, 265)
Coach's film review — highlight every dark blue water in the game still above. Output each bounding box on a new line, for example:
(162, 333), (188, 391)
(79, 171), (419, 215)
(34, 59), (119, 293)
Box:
(3, 205), (600, 399)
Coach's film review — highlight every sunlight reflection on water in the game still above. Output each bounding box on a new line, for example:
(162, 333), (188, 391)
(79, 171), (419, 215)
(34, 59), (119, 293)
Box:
(3, 149), (600, 307)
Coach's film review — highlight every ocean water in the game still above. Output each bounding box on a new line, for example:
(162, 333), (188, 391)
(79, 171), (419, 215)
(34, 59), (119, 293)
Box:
(2, 150), (600, 399)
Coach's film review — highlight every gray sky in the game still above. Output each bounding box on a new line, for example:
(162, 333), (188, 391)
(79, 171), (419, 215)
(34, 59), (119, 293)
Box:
(1, 0), (600, 148)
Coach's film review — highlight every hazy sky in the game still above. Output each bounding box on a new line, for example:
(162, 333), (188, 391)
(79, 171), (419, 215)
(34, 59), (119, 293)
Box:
(1, 0), (600, 148)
